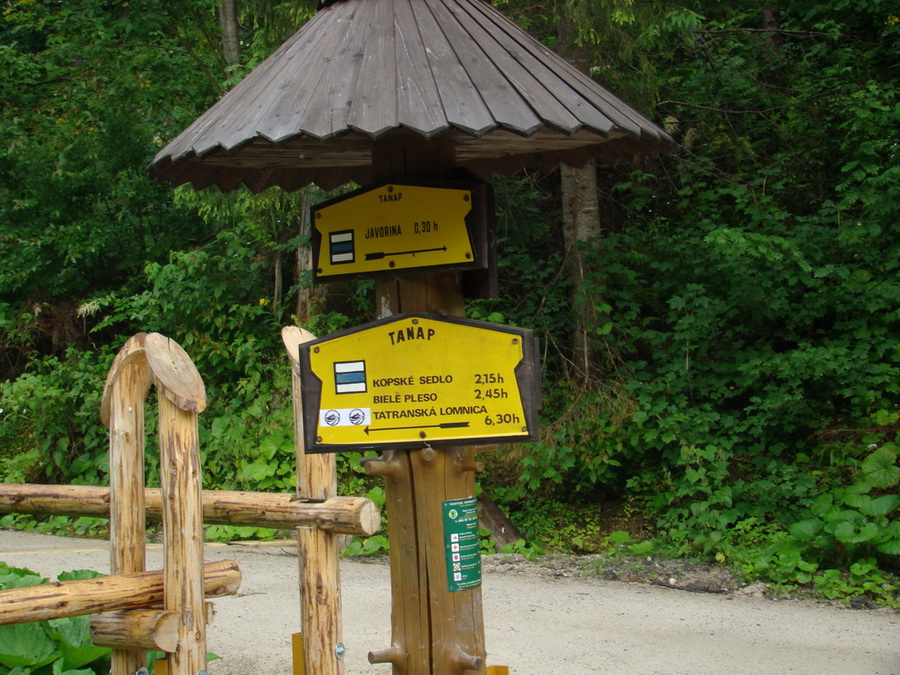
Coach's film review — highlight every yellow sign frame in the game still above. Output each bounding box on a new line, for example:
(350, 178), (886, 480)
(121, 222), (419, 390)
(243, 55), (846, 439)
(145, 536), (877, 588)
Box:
(311, 181), (489, 282)
(298, 314), (540, 452)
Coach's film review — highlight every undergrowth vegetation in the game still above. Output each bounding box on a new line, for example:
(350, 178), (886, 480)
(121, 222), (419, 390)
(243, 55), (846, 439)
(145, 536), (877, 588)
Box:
(0, 1), (898, 607)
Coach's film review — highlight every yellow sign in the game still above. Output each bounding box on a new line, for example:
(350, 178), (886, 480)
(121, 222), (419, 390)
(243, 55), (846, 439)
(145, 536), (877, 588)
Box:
(298, 315), (539, 452)
(311, 182), (484, 281)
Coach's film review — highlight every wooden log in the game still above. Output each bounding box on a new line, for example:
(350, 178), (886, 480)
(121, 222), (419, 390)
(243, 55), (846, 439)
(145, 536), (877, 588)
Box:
(283, 326), (345, 675)
(282, 326), (336, 502)
(0, 560), (240, 626)
(157, 387), (206, 675)
(297, 527), (343, 673)
(363, 449), (426, 671)
(91, 603), (216, 652)
(0, 485), (380, 536)
(143, 333), (207, 415)
(90, 609), (180, 652)
(197, 492), (378, 536)
(105, 334), (153, 675)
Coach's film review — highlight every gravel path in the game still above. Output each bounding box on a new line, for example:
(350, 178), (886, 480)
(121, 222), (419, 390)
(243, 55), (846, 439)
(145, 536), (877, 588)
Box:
(2, 531), (898, 674)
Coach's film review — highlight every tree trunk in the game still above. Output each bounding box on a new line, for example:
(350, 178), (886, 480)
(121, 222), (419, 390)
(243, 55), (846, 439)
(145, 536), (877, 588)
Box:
(560, 160), (602, 383)
(556, 9), (604, 384)
(218, 0), (241, 67)
(295, 190), (326, 323)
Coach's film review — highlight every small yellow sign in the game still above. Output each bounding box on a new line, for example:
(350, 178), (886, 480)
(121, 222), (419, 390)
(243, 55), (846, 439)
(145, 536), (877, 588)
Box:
(311, 182), (482, 281)
(298, 315), (539, 452)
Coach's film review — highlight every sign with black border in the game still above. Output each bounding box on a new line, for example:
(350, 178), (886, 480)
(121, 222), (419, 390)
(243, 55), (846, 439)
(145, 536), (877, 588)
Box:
(297, 314), (540, 453)
(310, 180), (491, 283)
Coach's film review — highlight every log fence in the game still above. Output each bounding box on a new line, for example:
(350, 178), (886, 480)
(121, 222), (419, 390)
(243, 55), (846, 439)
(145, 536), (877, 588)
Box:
(0, 331), (380, 675)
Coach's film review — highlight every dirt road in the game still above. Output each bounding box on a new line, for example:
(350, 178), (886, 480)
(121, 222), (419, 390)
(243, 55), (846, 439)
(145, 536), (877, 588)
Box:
(2, 531), (897, 674)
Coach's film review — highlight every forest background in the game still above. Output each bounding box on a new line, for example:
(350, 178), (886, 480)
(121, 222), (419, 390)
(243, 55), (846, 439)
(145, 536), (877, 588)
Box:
(1, 0), (898, 605)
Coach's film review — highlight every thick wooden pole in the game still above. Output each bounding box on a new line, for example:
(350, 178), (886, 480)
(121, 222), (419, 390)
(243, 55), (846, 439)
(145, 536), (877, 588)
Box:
(368, 137), (487, 674)
(0, 560), (240, 625)
(146, 333), (208, 675)
(283, 326), (345, 675)
(105, 336), (153, 674)
(158, 395), (206, 675)
(0, 485), (379, 536)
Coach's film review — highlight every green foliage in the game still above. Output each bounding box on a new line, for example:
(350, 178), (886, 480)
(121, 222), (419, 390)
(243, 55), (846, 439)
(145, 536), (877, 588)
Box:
(342, 534), (389, 557)
(341, 486), (389, 556)
(499, 538), (544, 560)
(0, 349), (111, 484)
(1, 0), (899, 602)
(781, 443), (899, 559)
(476, 2), (900, 598)
(204, 525), (279, 543)
(0, 516), (107, 540)
(503, 500), (608, 553)
(604, 530), (654, 557)
(0, 564), (110, 674)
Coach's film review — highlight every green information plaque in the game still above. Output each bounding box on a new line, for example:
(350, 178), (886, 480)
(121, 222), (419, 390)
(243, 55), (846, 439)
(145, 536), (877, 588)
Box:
(442, 496), (482, 592)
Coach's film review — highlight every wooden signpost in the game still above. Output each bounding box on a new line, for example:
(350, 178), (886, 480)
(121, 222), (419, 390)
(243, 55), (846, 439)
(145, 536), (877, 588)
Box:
(145, 0), (672, 670)
(295, 136), (533, 674)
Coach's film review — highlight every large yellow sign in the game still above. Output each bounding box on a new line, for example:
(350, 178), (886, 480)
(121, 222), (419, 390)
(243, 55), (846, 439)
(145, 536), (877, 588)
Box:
(298, 315), (539, 452)
(311, 182), (485, 281)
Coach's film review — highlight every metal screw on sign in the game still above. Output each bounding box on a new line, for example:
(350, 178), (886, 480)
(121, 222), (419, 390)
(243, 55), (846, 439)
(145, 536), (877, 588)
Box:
(335, 642), (347, 660)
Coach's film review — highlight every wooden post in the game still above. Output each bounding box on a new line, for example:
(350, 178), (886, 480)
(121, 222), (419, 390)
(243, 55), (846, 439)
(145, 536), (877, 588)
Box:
(103, 334), (153, 674)
(367, 137), (487, 674)
(282, 326), (344, 675)
(147, 333), (208, 675)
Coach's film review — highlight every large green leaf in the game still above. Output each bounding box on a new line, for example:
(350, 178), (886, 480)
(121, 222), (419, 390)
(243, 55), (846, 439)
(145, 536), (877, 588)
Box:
(51, 654), (103, 675)
(54, 570), (104, 583)
(859, 494), (900, 518)
(874, 521), (900, 554)
(860, 447), (900, 489)
(875, 538), (900, 556)
(0, 566), (47, 591)
(833, 520), (880, 545)
(46, 616), (108, 670)
(788, 518), (823, 542)
(0, 623), (58, 669)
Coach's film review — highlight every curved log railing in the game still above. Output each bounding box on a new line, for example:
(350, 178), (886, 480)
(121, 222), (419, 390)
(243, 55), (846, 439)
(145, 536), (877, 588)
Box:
(98, 332), (218, 675)
(0, 331), (382, 675)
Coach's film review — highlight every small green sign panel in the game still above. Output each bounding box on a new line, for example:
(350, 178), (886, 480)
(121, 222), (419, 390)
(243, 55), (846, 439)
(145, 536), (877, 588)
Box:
(297, 314), (540, 453)
(443, 497), (481, 592)
(310, 181), (487, 282)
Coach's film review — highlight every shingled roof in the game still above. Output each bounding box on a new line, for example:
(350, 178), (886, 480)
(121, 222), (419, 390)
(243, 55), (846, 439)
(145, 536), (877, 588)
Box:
(150, 0), (674, 192)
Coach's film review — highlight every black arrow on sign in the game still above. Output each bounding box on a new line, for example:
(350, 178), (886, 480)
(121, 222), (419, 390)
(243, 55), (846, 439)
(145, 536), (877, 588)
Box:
(365, 246), (447, 261)
(364, 421), (470, 435)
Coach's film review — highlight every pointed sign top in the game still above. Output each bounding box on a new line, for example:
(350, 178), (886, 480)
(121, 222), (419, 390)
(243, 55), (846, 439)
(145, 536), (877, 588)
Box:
(150, 0), (674, 192)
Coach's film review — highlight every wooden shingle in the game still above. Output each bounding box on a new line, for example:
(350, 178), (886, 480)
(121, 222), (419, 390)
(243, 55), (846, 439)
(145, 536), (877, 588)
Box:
(150, 0), (674, 192)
